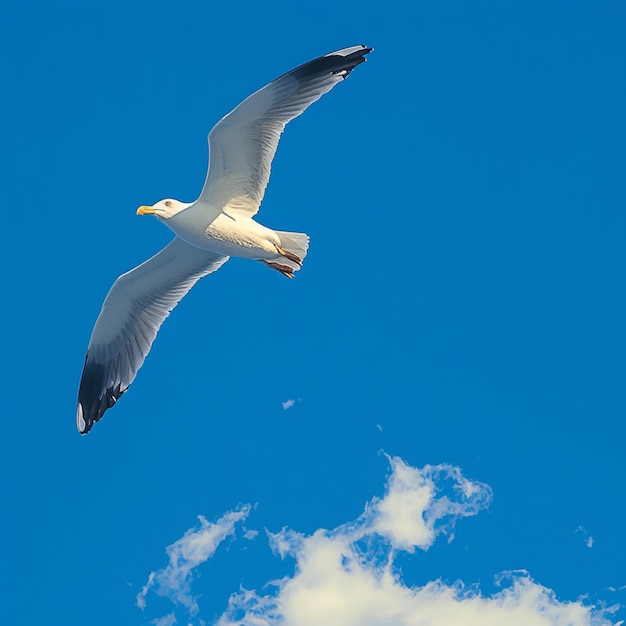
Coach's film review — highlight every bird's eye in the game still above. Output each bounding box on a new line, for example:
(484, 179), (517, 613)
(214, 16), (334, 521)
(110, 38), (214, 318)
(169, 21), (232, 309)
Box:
(164, 201), (172, 207)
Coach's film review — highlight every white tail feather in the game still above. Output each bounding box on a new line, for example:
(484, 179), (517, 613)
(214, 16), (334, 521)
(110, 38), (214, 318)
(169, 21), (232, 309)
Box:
(275, 230), (310, 271)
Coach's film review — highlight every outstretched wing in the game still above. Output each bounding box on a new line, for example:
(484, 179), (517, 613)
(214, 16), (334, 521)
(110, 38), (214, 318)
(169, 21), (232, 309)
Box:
(198, 45), (372, 216)
(76, 237), (228, 434)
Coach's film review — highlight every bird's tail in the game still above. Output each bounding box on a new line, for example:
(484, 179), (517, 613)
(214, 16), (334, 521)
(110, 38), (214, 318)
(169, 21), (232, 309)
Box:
(275, 230), (310, 270)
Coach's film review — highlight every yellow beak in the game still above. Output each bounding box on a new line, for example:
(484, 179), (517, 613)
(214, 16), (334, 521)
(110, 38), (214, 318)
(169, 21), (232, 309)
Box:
(137, 205), (156, 216)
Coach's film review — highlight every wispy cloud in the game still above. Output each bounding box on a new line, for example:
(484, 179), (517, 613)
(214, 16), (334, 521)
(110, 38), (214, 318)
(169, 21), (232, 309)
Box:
(282, 399), (295, 410)
(150, 613), (177, 626)
(137, 505), (251, 618)
(368, 456), (492, 551)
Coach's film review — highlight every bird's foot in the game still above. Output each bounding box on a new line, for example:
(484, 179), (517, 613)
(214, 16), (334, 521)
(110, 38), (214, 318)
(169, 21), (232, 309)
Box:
(274, 244), (302, 267)
(261, 260), (295, 279)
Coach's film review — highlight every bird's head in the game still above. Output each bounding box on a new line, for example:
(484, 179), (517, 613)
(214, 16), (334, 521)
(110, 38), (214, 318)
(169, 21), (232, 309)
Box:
(137, 198), (190, 219)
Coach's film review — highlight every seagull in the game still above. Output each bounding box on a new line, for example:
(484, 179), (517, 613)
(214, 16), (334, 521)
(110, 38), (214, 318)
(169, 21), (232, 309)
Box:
(76, 45), (372, 434)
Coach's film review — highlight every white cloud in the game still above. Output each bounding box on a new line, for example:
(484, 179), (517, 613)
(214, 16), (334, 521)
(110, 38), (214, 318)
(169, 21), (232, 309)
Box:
(151, 613), (177, 626)
(213, 457), (615, 626)
(138, 457), (618, 626)
(243, 529), (259, 541)
(218, 572), (616, 626)
(282, 399), (295, 410)
(137, 505), (251, 618)
(368, 457), (492, 551)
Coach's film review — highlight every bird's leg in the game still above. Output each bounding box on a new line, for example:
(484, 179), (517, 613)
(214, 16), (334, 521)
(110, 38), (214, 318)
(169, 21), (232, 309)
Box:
(274, 244), (302, 267)
(260, 260), (295, 279)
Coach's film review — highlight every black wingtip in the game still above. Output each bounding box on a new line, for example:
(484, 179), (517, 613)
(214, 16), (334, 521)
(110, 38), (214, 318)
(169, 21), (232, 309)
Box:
(286, 45), (373, 84)
(333, 46), (373, 79)
(76, 359), (126, 434)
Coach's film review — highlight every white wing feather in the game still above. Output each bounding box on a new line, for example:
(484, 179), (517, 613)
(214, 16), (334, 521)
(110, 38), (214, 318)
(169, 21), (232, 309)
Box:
(76, 237), (228, 433)
(198, 45), (371, 216)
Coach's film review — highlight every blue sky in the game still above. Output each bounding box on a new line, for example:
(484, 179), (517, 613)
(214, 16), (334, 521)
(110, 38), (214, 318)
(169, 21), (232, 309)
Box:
(1, 1), (625, 624)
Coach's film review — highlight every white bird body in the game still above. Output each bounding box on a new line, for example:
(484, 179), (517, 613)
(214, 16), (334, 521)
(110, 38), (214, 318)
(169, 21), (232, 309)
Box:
(76, 45), (372, 434)
(162, 200), (285, 260)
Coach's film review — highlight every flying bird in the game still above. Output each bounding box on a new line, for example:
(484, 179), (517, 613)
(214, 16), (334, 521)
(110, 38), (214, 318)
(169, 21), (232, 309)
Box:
(76, 45), (372, 434)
